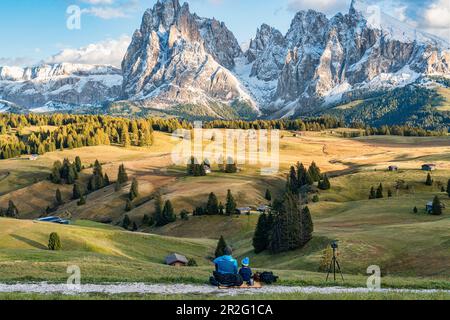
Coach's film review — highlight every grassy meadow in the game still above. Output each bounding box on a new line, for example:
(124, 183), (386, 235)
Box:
(0, 126), (449, 299)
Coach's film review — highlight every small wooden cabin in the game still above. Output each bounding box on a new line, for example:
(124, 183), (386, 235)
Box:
(165, 253), (188, 267)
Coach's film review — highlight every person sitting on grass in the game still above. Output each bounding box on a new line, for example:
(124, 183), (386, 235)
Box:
(210, 246), (243, 287)
(239, 257), (254, 286)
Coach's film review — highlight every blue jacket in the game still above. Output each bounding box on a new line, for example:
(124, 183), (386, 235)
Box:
(213, 255), (238, 275)
(239, 267), (253, 282)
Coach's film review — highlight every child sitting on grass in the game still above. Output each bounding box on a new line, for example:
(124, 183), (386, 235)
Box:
(239, 257), (254, 286)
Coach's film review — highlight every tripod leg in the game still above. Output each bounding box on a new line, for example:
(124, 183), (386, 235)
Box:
(333, 257), (336, 281)
(335, 259), (344, 281)
(326, 258), (334, 281)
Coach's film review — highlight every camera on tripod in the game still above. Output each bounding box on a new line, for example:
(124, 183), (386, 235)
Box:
(330, 240), (339, 250)
(326, 240), (344, 282)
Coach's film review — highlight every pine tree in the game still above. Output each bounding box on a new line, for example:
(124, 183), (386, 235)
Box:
(180, 210), (189, 221)
(6, 200), (19, 218)
(132, 222), (138, 232)
(206, 192), (219, 215)
(162, 200), (176, 223)
(74, 156), (82, 172)
(77, 195), (86, 206)
(253, 213), (269, 253)
(125, 199), (134, 212)
(376, 184), (384, 199)
(72, 183), (82, 200)
(319, 174), (331, 190)
(55, 189), (63, 205)
(122, 214), (131, 229)
(265, 189), (272, 201)
(426, 173), (433, 186)
(308, 161), (321, 182)
(48, 232), (61, 251)
(129, 178), (139, 201)
(301, 206), (314, 245)
(215, 236), (228, 258)
(117, 164), (128, 184)
(431, 196), (443, 216)
(413, 206), (418, 214)
(104, 174), (110, 186)
(225, 189), (236, 215)
(369, 187), (376, 199)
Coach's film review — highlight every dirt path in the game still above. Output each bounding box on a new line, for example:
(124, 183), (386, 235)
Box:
(0, 283), (448, 296)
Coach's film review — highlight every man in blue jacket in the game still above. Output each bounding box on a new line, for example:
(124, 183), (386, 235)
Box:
(210, 246), (243, 287)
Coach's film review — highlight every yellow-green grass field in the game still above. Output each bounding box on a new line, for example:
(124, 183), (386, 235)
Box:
(0, 128), (450, 297)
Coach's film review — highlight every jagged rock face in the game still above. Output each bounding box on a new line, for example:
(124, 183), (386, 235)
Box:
(245, 24), (286, 81)
(0, 64), (122, 110)
(121, 0), (254, 115)
(244, 1), (450, 115)
(196, 16), (242, 69)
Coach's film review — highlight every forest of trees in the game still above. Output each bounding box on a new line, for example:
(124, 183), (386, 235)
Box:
(1, 113), (447, 160)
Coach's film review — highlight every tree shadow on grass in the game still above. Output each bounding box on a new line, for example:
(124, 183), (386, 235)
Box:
(10, 234), (48, 250)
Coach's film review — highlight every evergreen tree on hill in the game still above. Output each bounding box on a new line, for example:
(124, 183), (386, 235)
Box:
(431, 196), (443, 216)
(206, 192), (219, 215)
(225, 189), (236, 215)
(215, 236), (228, 258)
(129, 178), (139, 201)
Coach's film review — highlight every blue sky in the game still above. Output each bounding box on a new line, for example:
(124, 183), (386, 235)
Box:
(0, 0), (449, 67)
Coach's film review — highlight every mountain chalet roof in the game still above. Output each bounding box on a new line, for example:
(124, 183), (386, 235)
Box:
(165, 253), (188, 265)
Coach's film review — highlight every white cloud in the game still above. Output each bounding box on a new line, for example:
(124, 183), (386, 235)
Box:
(0, 57), (36, 67)
(45, 35), (131, 68)
(423, 0), (450, 29)
(417, 0), (450, 41)
(82, 6), (128, 19)
(287, 0), (350, 15)
(80, 0), (140, 20)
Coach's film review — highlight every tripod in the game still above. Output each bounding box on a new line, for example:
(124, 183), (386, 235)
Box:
(326, 246), (344, 282)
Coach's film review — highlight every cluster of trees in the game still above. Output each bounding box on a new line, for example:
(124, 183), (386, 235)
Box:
(253, 161), (316, 255)
(49, 156), (82, 184)
(153, 194), (177, 227)
(187, 157), (208, 176)
(0, 200), (19, 218)
(0, 114), (156, 160)
(87, 160), (110, 192)
(203, 116), (344, 131)
(287, 161), (330, 194)
(369, 184), (393, 199)
(253, 193), (313, 255)
(193, 190), (237, 216)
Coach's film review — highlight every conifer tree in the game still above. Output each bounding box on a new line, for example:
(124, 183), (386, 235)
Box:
(48, 232), (61, 251)
(55, 189), (63, 205)
(77, 195), (86, 206)
(265, 189), (272, 201)
(215, 236), (228, 258)
(319, 174), (331, 190)
(426, 173), (433, 186)
(122, 214), (131, 229)
(125, 199), (134, 212)
(308, 161), (322, 182)
(129, 178), (139, 201)
(6, 200), (19, 218)
(154, 193), (165, 227)
(253, 213), (269, 253)
(376, 184), (384, 198)
(72, 183), (82, 200)
(369, 187), (376, 199)
(431, 196), (443, 216)
(74, 156), (82, 172)
(162, 200), (176, 223)
(117, 164), (128, 184)
(206, 192), (219, 215)
(225, 189), (236, 215)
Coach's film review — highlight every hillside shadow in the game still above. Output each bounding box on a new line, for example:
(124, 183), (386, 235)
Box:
(10, 234), (47, 250)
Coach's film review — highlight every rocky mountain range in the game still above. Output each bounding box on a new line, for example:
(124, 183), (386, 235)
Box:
(1, 0), (449, 120)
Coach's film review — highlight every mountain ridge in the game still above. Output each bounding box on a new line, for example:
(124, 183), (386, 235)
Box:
(0, 0), (449, 122)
